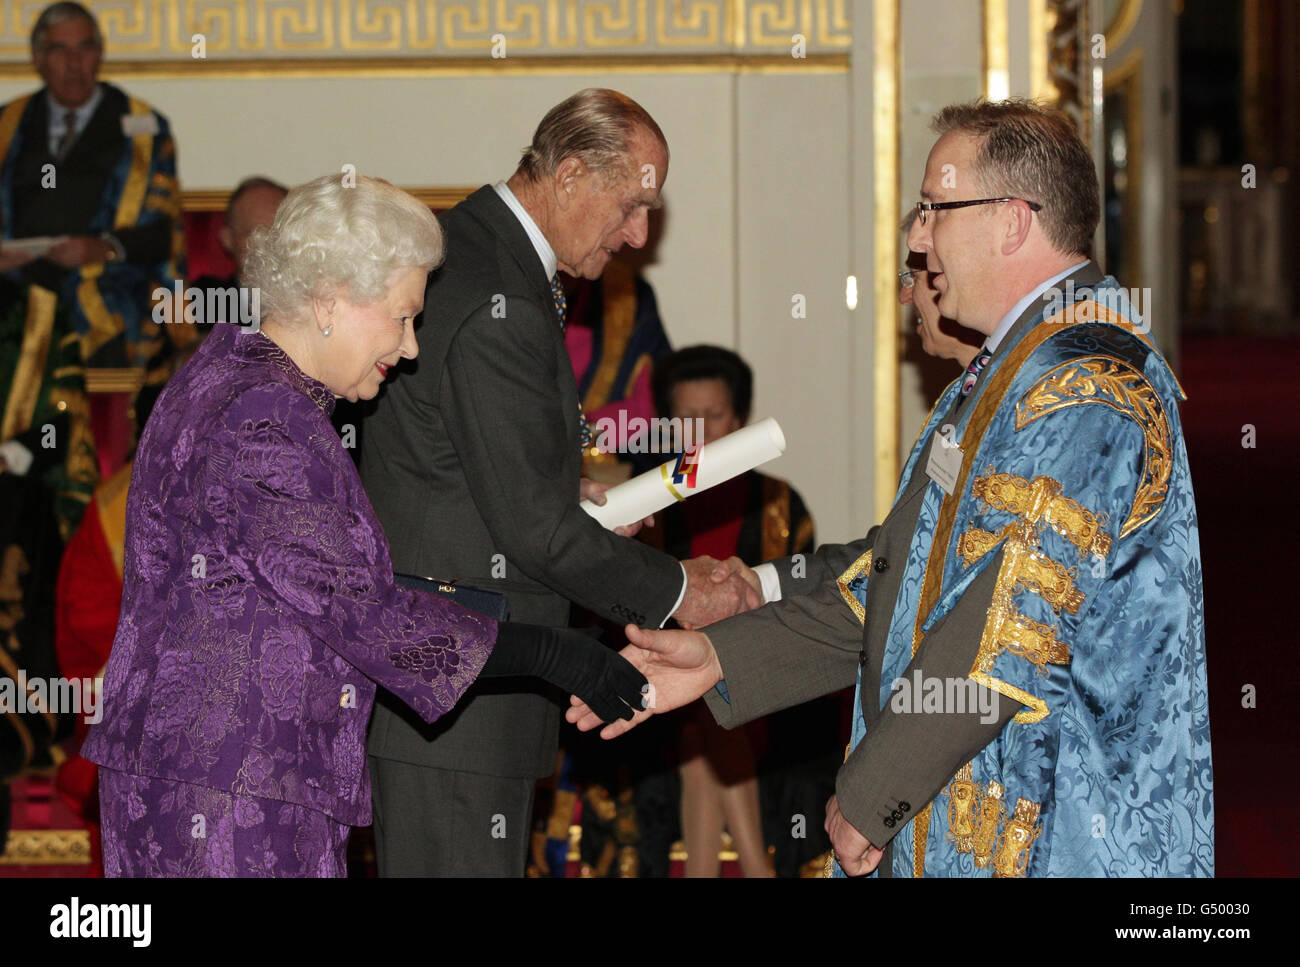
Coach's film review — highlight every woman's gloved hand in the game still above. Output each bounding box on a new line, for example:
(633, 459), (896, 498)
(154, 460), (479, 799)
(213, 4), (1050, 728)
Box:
(480, 622), (647, 722)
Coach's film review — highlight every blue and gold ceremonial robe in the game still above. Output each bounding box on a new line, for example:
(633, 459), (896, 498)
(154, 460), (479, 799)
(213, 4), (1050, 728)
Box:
(840, 273), (1213, 877)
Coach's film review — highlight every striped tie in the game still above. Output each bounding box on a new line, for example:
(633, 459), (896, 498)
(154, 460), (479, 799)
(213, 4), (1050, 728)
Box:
(55, 110), (77, 161)
(551, 276), (595, 451)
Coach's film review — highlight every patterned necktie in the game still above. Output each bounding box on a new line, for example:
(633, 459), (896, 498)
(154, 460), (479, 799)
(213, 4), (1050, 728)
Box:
(55, 109), (77, 161)
(551, 276), (595, 450)
(959, 345), (993, 400)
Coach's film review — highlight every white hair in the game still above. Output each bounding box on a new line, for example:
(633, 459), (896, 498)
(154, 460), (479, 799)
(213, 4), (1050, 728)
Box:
(242, 174), (443, 323)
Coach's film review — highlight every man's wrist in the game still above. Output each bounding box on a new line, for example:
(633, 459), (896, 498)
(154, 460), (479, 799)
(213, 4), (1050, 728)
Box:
(663, 562), (688, 628)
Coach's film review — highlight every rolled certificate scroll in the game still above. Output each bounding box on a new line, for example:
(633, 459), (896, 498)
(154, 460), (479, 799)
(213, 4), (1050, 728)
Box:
(580, 417), (787, 530)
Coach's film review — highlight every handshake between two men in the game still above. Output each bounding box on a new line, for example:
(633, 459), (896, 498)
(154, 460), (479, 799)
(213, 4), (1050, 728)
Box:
(568, 555), (885, 878)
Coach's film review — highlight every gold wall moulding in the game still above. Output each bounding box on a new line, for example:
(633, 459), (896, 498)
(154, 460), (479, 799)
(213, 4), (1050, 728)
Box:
(0, 829), (92, 865)
(0, 51), (849, 78)
(181, 185), (475, 211)
(0, 0), (852, 61)
(872, 0), (899, 524)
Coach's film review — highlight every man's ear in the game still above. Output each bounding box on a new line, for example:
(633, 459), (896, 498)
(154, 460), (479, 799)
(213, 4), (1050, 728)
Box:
(553, 156), (586, 211)
(1000, 200), (1035, 256)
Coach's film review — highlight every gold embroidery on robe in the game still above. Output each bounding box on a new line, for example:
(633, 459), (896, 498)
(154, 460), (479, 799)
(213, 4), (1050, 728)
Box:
(957, 525), (1085, 615)
(944, 762), (978, 853)
(993, 798), (1043, 878)
(972, 781), (1005, 868)
(1016, 356), (1173, 538)
(835, 550), (873, 625)
(964, 515), (1073, 723)
(972, 472), (1111, 559)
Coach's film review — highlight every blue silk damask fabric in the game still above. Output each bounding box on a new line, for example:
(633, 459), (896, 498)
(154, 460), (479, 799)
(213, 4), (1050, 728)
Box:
(847, 278), (1212, 877)
(83, 322), (497, 834)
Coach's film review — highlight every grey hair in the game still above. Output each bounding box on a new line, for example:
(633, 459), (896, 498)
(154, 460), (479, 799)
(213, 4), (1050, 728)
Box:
(931, 98), (1098, 257)
(516, 88), (667, 184)
(31, 2), (102, 54)
(241, 174), (443, 323)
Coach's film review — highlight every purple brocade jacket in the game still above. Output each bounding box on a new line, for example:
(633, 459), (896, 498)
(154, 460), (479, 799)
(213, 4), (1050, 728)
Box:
(82, 323), (496, 825)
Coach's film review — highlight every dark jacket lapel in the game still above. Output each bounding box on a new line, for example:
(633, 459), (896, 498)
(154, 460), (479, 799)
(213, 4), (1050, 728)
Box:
(461, 185), (556, 309)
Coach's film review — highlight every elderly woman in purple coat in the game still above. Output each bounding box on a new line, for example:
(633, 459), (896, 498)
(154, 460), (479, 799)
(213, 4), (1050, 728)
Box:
(83, 174), (645, 877)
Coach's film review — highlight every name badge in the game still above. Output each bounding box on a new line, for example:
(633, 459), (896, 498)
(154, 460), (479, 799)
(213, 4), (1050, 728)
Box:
(925, 423), (963, 496)
(121, 113), (159, 138)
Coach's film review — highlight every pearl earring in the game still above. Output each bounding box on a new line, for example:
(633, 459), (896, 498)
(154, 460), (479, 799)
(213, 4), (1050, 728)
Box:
(322, 325), (333, 337)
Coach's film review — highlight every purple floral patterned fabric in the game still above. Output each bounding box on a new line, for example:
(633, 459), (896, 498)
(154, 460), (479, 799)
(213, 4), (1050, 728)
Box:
(99, 767), (351, 877)
(83, 322), (496, 834)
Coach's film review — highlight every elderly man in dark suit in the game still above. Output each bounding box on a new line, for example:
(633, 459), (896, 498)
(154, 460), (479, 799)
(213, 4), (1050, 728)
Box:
(361, 88), (756, 876)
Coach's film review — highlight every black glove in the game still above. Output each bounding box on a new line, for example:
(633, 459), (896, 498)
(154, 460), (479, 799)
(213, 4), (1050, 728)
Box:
(480, 623), (647, 722)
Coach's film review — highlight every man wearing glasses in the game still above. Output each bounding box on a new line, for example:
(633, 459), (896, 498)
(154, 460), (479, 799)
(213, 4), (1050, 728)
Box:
(571, 98), (1212, 879)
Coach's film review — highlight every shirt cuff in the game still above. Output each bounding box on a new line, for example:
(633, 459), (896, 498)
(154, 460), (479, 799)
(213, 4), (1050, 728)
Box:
(754, 562), (782, 603)
(662, 562), (688, 628)
(0, 439), (33, 476)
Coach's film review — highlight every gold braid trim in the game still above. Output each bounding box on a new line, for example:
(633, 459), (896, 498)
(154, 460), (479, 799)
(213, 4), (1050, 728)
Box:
(1016, 356), (1173, 538)
(0, 829), (92, 865)
(966, 514), (1076, 725)
(945, 765), (1044, 875)
(115, 97), (155, 230)
(76, 264), (123, 363)
(993, 799), (1043, 878)
(944, 762), (977, 853)
(958, 525), (1084, 614)
(621, 352), (652, 406)
(0, 95), (31, 162)
(957, 525), (1006, 565)
(972, 781), (1005, 868)
(1, 286), (58, 440)
(835, 550), (873, 625)
(583, 259), (636, 412)
(972, 472), (1111, 559)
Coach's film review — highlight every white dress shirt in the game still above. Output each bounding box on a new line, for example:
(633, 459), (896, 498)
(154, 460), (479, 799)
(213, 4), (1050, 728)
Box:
(47, 83), (103, 157)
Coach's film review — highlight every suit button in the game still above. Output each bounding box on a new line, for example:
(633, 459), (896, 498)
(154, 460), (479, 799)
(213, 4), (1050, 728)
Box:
(874, 557), (889, 573)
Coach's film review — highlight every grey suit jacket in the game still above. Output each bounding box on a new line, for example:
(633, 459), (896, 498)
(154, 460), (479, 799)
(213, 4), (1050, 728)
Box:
(703, 262), (1106, 872)
(772, 529), (878, 599)
(362, 186), (685, 778)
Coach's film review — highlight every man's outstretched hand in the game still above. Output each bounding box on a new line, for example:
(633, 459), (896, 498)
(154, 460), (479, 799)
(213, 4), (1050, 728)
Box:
(566, 623), (723, 739)
(825, 794), (884, 877)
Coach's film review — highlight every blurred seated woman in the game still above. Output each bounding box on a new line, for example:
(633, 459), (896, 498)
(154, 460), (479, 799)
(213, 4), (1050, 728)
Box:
(644, 346), (822, 877)
(83, 174), (645, 877)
